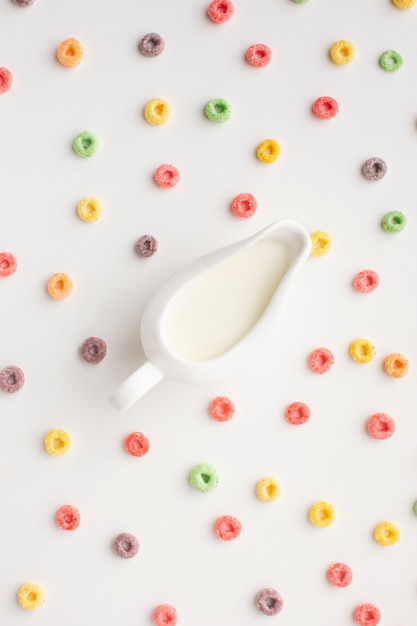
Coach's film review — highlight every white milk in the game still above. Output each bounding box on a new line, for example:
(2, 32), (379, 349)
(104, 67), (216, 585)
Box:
(162, 239), (290, 362)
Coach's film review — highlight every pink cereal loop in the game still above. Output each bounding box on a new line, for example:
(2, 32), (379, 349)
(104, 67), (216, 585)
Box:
(354, 603), (381, 626)
(207, 0), (234, 24)
(286, 401), (310, 425)
(246, 44), (272, 67)
(327, 562), (353, 587)
(0, 251), (18, 277)
(308, 347), (334, 374)
(154, 164), (180, 188)
(367, 412), (395, 440)
(231, 193), (258, 218)
(353, 269), (380, 294)
(0, 67), (13, 94)
(152, 604), (178, 626)
(312, 96), (339, 120)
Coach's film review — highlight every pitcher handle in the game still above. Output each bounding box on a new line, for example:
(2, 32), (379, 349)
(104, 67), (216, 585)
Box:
(110, 361), (164, 411)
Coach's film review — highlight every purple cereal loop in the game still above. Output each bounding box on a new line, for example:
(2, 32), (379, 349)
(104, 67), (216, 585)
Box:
(0, 365), (25, 393)
(135, 235), (158, 257)
(113, 532), (139, 558)
(255, 588), (284, 616)
(80, 337), (107, 364)
(139, 33), (165, 57)
(12, 0), (36, 5)
(362, 157), (387, 181)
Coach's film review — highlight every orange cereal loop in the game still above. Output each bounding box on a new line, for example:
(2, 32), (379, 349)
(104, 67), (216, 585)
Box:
(47, 273), (73, 299)
(384, 353), (408, 378)
(57, 38), (83, 67)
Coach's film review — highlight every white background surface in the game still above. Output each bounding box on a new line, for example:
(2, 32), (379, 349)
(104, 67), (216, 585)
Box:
(1, 0), (417, 624)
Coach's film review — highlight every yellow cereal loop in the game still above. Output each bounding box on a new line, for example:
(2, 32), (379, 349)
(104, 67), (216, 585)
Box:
(77, 196), (102, 222)
(309, 501), (336, 527)
(256, 477), (281, 502)
(349, 338), (375, 363)
(144, 98), (170, 125)
(310, 231), (332, 256)
(44, 429), (71, 456)
(17, 583), (45, 610)
(374, 521), (400, 546)
(330, 40), (356, 65)
(256, 139), (281, 163)
(393, 0), (417, 7)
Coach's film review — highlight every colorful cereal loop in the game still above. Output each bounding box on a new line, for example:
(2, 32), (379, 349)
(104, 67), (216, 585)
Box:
(308, 347), (334, 374)
(349, 338), (375, 363)
(13, 0), (36, 6)
(0, 67), (13, 93)
(310, 231), (332, 256)
(0, 365), (25, 393)
(382, 211), (407, 232)
(17, 583), (45, 610)
(256, 139), (280, 163)
(374, 521), (400, 546)
(124, 432), (150, 457)
(135, 235), (158, 257)
(154, 164), (180, 188)
(393, 0), (416, 8)
(255, 588), (284, 616)
(139, 33), (165, 57)
(57, 38), (83, 67)
(367, 413), (395, 440)
(189, 463), (219, 492)
(312, 96), (339, 119)
(245, 44), (271, 67)
(113, 532), (140, 558)
(80, 337), (107, 364)
(292, 0), (309, 3)
(384, 353), (408, 378)
(152, 604), (178, 626)
(379, 50), (403, 71)
(56, 504), (81, 530)
(205, 98), (231, 122)
(47, 272), (73, 299)
(231, 193), (257, 218)
(73, 131), (98, 157)
(309, 501), (336, 527)
(362, 157), (387, 181)
(327, 562), (353, 587)
(286, 401), (310, 425)
(214, 515), (242, 540)
(256, 477), (281, 502)
(330, 40), (356, 64)
(354, 604), (381, 626)
(209, 396), (235, 421)
(0, 251), (18, 277)
(77, 196), (102, 222)
(144, 98), (170, 125)
(353, 270), (380, 294)
(44, 429), (71, 456)
(207, 0), (234, 24)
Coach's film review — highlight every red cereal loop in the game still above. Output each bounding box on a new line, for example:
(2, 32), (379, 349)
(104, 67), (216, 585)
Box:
(327, 562), (353, 587)
(209, 396), (235, 421)
(56, 505), (81, 531)
(312, 96), (339, 119)
(0, 67), (13, 94)
(354, 603), (381, 626)
(207, 0), (234, 23)
(152, 604), (178, 626)
(245, 44), (272, 67)
(154, 164), (181, 188)
(231, 193), (258, 218)
(367, 412), (395, 440)
(353, 269), (380, 294)
(124, 432), (150, 457)
(308, 347), (334, 374)
(286, 401), (311, 425)
(215, 515), (242, 540)
(0, 251), (18, 277)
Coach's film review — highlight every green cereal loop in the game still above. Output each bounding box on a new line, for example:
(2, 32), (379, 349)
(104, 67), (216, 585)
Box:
(413, 501), (417, 515)
(379, 50), (403, 72)
(292, 0), (309, 3)
(382, 211), (407, 233)
(189, 463), (219, 492)
(205, 98), (231, 123)
(73, 131), (99, 157)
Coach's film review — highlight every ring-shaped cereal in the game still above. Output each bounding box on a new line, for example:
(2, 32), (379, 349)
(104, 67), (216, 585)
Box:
(308, 347), (334, 374)
(190, 463), (219, 492)
(310, 231), (332, 256)
(327, 562), (353, 587)
(152, 604), (178, 626)
(113, 532), (140, 558)
(374, 521), (400, 546)
(144, 98), (170, 125)
(73, 131), (98, 157)
(367, 413), (395, 440)
(292, 0), (309, 3)
(353, 270), (380, 294)
(379, 49), (403, 71)
(382, 211), (407, 233)
(214, 515), (242, 540)
(354, 603), (381, 626)
(0, 365), (25, 393)
(309, 501), (336, 527)
(205, 98), (231, 122)
(13, 0), (36, 6)
(17, 583), (45, 610)
(124, 432), (150, 457)
(286, 401), (311, 425)
(349, 338), (375, 363)
(330, 40), (356, 65)
(312, 96), (339, 119)
(0, 251), (18, 277)
(256, 477), (281, 502)
(245, 44), (271, 67)
(135, 234), (158, 257)
(383, 353), (408, 378)
(154, 164), (180, 188)
(209, 396), (235, 422)
(77, 196), (102, 222)
(362, 157), (387, 181)
(44, 429), (71, 456)
(255, 588), (284, 616)
(56, 504), (81, 530)
(207, 0), (234, 24)
(231, 193), (257, 218)
(393, 0), (417, 6)
(80, 336), (107, 364)
(139, 33), (165, 57)
(256, 139), (280, 163)
(413, 500), (417, 515)
(0, 67), (13, 93)
(57, 38), (83, 67)
(47, 272), (73, 299)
